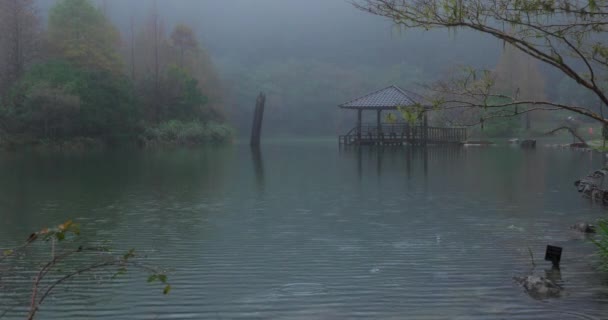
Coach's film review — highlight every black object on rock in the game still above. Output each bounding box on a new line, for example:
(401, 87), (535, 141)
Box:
(545, 245), (562, 268)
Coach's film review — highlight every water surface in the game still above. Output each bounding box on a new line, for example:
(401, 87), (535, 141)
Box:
(1, 142), (608, 319)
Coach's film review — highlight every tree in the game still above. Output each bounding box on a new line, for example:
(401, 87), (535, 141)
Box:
(170, 24), (199, 68)
(494, 43), (547, 130)
(48, 0), (122, 74)
(132, 12), (222, 124)
(15, 82), (81, 139)
(3, 60), (139, 140)
(133, 6), (169, 122)
(354, 0), (608, 125)
(0, 0), (42, 96)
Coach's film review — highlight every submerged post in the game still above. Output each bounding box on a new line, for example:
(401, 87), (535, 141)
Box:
(250, 92), (266, 147)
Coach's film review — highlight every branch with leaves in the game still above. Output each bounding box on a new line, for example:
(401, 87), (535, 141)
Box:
(1, 220), (171, 320)
(354, 0), (608, 125)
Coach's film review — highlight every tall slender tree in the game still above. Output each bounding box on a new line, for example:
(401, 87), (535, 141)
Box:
(494, 43), (547, 130)
(48, 0), (122, 74)
(170, 24), (198, 68)
(0, 0), (41, 96)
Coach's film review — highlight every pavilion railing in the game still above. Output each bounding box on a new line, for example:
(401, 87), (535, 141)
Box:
(340, 123), (467, 145)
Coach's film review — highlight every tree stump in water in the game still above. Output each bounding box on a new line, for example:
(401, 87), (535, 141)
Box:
(250, 92), (266, 147)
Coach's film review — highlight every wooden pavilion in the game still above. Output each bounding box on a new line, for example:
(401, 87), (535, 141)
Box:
(338, 85), (467, 146)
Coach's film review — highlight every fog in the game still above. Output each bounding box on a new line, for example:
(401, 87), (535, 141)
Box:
(32, 0), (511, 136)
(88, 0), (501, 66)
(29, 0), (591, 139)
(3, 2), (608, 319)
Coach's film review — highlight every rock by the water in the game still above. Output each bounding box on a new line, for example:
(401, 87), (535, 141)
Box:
(514, 275), (562, 299)
(464, 140), (494, 146)
(575, 169), (608, 204)
(570, 222), (596, 233)
(570, 142), (588, 148)
(520, 140), (537, 148)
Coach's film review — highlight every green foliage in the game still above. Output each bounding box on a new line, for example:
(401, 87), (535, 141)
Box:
(478, 96), (524, 138)
(162, 65), (209, 121)
(592, 220), (608, 271)
(1, 220), (171, 319)
(0, 1), (232, 148)
(356, 0), (608, 126)
(2, 60), (138, 140)
(397, 104), (426, 124)
(147, 273), (171, 295)
(142, 120), (234, 146)
(49, 0), (122, 73)
(385, 112), (398, 124)
(481, 112), (523, 137)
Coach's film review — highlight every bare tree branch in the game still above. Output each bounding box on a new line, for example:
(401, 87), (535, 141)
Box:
(353, 0), (608, 125)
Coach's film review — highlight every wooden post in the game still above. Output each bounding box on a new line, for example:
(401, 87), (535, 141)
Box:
(357, 109), (362, 143)
(377, 110), (383, 144)
(423, 111), (429, 146)
(250, 92), (266, 147)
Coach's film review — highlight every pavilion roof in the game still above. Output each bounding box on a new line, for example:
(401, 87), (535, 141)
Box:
(339, 85), (427, 110)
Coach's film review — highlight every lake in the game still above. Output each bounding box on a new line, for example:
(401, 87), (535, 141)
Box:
(1, 141), (608, 319)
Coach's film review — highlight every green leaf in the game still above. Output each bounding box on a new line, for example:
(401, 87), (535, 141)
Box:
(123, 249), (136, 260)
(147, 275), (158, 283)
(56, 232), (65, 241)
(163, 285), (171, 295)
(158, 274), (168, 284)
(112, 267), (127, 279)
(3, 249), (13, 256)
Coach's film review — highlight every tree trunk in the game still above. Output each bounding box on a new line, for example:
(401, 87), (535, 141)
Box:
(250, 92), (266, 147)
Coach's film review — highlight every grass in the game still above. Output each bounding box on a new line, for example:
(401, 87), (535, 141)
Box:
(592, 220), (608, 271)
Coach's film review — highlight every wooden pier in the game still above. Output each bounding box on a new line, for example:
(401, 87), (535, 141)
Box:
(339, 124), (467, 146)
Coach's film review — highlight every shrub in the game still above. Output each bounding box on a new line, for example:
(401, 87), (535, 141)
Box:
(3, 60), (139, 139)
(142, 120), (233, 146)
(592, 219), (608, 271)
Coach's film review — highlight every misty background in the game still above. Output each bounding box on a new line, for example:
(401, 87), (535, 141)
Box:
(33, 0), (565, 137)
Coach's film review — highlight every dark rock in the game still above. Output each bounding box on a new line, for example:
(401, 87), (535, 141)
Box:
(575, 169), (608, 194)
(570, 142), (589, 148)
(464, 140), (494, 146)
(520, 140), (537, 148)
(571, 222), (596, 233)
(514, 275), (562, 300)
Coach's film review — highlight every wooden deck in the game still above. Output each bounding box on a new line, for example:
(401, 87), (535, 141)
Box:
(339, 124), (467, 146)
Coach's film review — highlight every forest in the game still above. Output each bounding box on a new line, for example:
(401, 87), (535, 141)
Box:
(2, 0), (600, 148)
(0, 0), (232, 148)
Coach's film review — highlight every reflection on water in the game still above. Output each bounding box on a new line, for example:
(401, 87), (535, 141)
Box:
(251, 146), (265, 194)
(344, 145), (468, 181)
(1, 142), (608, 319)
(546, 266), (563, 283)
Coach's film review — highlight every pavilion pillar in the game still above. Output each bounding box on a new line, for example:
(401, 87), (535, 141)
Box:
(423, 111), (429, 146)
(357, 109), (362, 143)
(377, 110), (382, 134)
